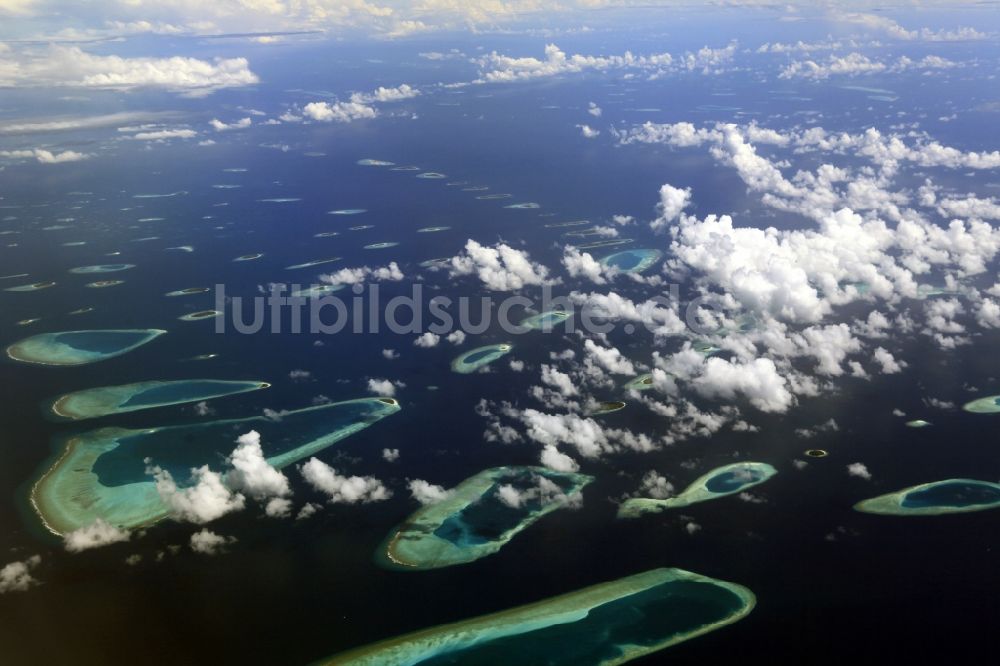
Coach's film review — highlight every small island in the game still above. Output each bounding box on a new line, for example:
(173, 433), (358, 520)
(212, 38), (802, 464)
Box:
(619, 462), (777, 518)
(322, 568), (755, 665)
(7, 329), (166, 366)
(179, 310), (222, 321)
(854, 478), (1000, 516)
(623, 374), (655, 391)
(379, 466), (593, 570)
(519, 310), (571, 331)
(451, 343), (513, 373)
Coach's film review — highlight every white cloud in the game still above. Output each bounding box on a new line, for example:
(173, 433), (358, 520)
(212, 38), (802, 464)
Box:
(382, 447), (400, 462)
(321, 262), (403, 287)
(413, 332), (440, 348)
(847, 462), (872, 480)
(300, 458), (391, 504)
(303, 100), (376, 123)
(407, 479), (452, 505)
(651, 183), (691, 232)
(540, 444), (579, 472)
(190, 529), (235, 555)
(0, 148), (89, 163)
(226, 430), (291, 501)
(0, 555), (41, 593)
(149, 464), (246, 524)
(1, 46), (259, 96)
(450, 239), (556, 291)
(367, 378), (404, 397)
(780, 53), (958, 80)
(209, 117), (251, 131)
(692, 357), (794, 413)
(577, 124), (599, 138)
(127, 128), (197, 141)
(64, 519), (130, 552)
(446, 330), (466, 345)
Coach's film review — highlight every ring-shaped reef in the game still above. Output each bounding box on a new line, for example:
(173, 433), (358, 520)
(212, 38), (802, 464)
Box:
(451, 343), (513, 374)
(69, 264), (135, 274)
(321, 567), (755, 666)
(417, 172), (447, 179)
(962, 395), (1000, 414)
(285, 257), (342, 270)
(380, 466), (592, 570)
(328, 209), (367, 215)
(476, 193), (512, 200)
(357, 159), (394, 166)
(599, 249), (663, 274)
(619, 462), (777, 518)
(417, 226), (450, 233)
(179, 310), (222, 321)
(7, 329), (166, 366)
(5, 281), (56, 292)
(855, 479), (1000, 516)
(290, 284), (345, 298)
(165, 287), (210, 297)
(49, 379), (269, 421)
(504, 202), (540, 209)
(233, 253), (263, 262)
(574, 239), (633, 250)
(31, 397), (401, 534)
(519, 310), (571, 331)
(85, 280), (124, 288)
(804, 449), (828, 458)
(364, 242), (399, 249)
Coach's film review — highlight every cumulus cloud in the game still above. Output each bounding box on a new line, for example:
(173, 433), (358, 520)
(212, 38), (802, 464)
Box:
(0, 555), (41, 593)
(0, 148), (89, 163)
(450, 239), (556, 291)
(64, 519), (130, 552)
(321, 262), (403, 287)
(209, 117), (251, 131)
(300, 458), (391, 504)
(779, 53), (958, 80)
(303, 100), (376, 123)
(149, 464), (246, 524)
(692, 357), (794, 413)
(413, 332), (440, 348)
(407, 479), (452, 505)
(847, 462), (872, 480)
(651, 183), (692, 232)
(226, 430), (291, 501)
(367, 378), (404, 397)
(0, 46), (258, 96)
(577, 124), (599, 138)
(190, 529), (235, 555)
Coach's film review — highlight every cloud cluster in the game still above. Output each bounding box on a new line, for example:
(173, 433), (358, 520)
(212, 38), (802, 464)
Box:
(0, 46), (259, 96)
(0, 555), (41, 593)
(300, 458), (391, 504)
(64, 519), (130, 552)
(449, 239), (556, 291)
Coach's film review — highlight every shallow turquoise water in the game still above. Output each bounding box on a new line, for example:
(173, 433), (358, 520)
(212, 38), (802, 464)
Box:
(902, 482), (1000, 509)
(417, 580), (745, 665)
